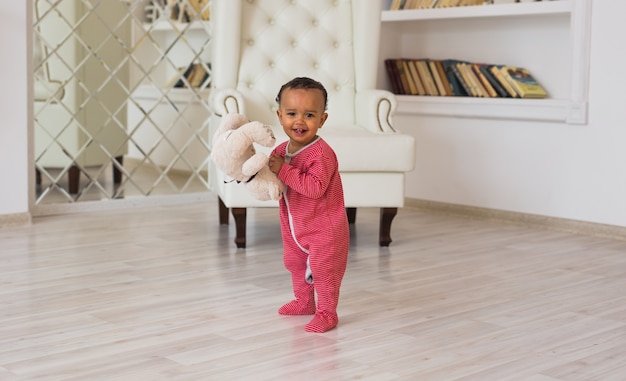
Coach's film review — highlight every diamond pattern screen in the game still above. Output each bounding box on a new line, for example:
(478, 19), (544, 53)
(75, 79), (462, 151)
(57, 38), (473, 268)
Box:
(33, 0), (212, 204)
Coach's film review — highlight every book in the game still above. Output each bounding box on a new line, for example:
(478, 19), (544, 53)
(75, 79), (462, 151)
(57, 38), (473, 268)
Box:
(186, 64), (199, 87)
(188, 0), (211, 21)
(400, 60), (419, 95)
(172, 63), (197, 88)
(390, 0), (405, 10)
(422, 0), (435, 8)
(406, 0), (420, 8)
(478, 64), (511, 98)
(472, 64), (498, 98)
(464, 63), (489, 97)
(426, 0), (443, 8)
(499, 66), (548, 98)
(395, 59), (413, 95)
(449, 61), (473, 96)
(415, 60), (439, 96)
(428, 60), (447, 96)
(437, 0), (462, 7)
(441, 59), (469, 96)
(170, 63), (210, 88)
(457, 63), (479, 96)
(489, 65), (518, 97)
(407, 60), (427, 95)
(434, 60), (453, 96)
(384, 59), (403, 94)
(470, 63), (488, 97)
(190, 64), (210, 88)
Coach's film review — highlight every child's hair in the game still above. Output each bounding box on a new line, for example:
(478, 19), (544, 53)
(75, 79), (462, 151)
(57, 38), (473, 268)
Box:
(275, 77), (328, 111)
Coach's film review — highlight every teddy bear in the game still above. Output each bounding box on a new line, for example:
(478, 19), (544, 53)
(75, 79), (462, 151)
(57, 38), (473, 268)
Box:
(211, 113), (284, 201)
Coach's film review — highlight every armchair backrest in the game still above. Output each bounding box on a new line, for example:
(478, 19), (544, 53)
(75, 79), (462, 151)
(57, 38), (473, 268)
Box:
(211, 0), (382, 128)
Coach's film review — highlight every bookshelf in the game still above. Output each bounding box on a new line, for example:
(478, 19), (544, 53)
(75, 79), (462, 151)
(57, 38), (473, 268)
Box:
(131, 21), (211, 96)
(127, 0), (212, 172)
(378, 0), (591, 124)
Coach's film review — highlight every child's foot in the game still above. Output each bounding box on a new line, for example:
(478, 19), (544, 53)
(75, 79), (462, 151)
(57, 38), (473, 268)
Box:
(305, 312), (338, 333)
(278, 299), (315, 315)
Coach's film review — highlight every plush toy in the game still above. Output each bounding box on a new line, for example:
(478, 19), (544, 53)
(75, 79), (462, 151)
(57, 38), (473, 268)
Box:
(211, 113), (284, 201)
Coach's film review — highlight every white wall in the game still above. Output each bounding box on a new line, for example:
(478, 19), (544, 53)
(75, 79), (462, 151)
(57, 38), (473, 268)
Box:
(394, 0), (626, 228)
(2, 2), (626, 230)
(0, 3), (30, 218)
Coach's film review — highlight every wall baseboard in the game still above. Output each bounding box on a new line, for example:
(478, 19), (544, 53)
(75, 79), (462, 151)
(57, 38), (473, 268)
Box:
(405, 198), (626, 242)
(31, 192), (213, 217)
(0, 212), (31, 228)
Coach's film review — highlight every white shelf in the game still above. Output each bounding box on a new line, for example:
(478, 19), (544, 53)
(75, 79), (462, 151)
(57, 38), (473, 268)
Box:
(132, 84), (210, 104)
(382, 1), (572, 22)
(143, 19), (211, 33)
(395, 95), (588, 124)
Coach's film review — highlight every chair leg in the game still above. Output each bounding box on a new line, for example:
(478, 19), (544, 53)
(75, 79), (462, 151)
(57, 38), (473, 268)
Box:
(346, 207), (356, 224)
(113, 156), (123, 184)
(68, 165), (80, 194)
(217, 197), (247, 248)
(231, 207), (247, 248)
(218, 197), (229, 225)
(379, 207), (397, 247)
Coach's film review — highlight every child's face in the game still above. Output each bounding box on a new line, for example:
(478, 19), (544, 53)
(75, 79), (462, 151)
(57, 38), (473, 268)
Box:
(276, 88), (328, 152)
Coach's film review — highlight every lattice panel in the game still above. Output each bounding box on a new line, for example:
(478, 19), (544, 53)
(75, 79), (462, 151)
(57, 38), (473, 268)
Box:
(33, 0), (212, 204)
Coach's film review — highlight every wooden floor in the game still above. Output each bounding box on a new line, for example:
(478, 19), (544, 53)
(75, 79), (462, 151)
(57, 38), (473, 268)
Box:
(2, 197), (626, 380)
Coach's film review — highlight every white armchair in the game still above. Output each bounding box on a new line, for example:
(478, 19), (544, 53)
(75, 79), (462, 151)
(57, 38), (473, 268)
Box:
(210, 0), (416, 248)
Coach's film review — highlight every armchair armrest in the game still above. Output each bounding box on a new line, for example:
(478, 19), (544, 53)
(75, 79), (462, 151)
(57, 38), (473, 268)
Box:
(355, 89), (398, 133)
(210, 88), (245, 117)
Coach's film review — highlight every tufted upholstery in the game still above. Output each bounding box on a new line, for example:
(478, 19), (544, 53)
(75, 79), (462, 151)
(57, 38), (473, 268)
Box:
(210, 0), (416, 247)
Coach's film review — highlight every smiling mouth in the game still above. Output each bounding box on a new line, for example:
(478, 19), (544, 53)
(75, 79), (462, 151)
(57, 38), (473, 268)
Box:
(293, 128), (307, 135)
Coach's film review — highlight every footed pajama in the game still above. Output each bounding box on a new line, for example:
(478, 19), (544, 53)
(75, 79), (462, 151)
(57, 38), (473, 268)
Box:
(273, 138), (350, 332)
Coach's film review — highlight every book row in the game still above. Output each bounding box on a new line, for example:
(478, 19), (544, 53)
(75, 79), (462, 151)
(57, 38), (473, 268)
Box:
(384, 58), (548, 99)
(389, 0), (485, 10)
(145, 0), (211, 24)
(168, 63), (211, 89)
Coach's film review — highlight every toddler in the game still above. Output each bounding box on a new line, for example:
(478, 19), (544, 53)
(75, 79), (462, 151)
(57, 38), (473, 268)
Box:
(268, 77), (350, 333)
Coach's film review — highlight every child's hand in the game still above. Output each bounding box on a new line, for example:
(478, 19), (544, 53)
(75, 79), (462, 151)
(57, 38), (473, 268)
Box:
(268, 154), (284, 175)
